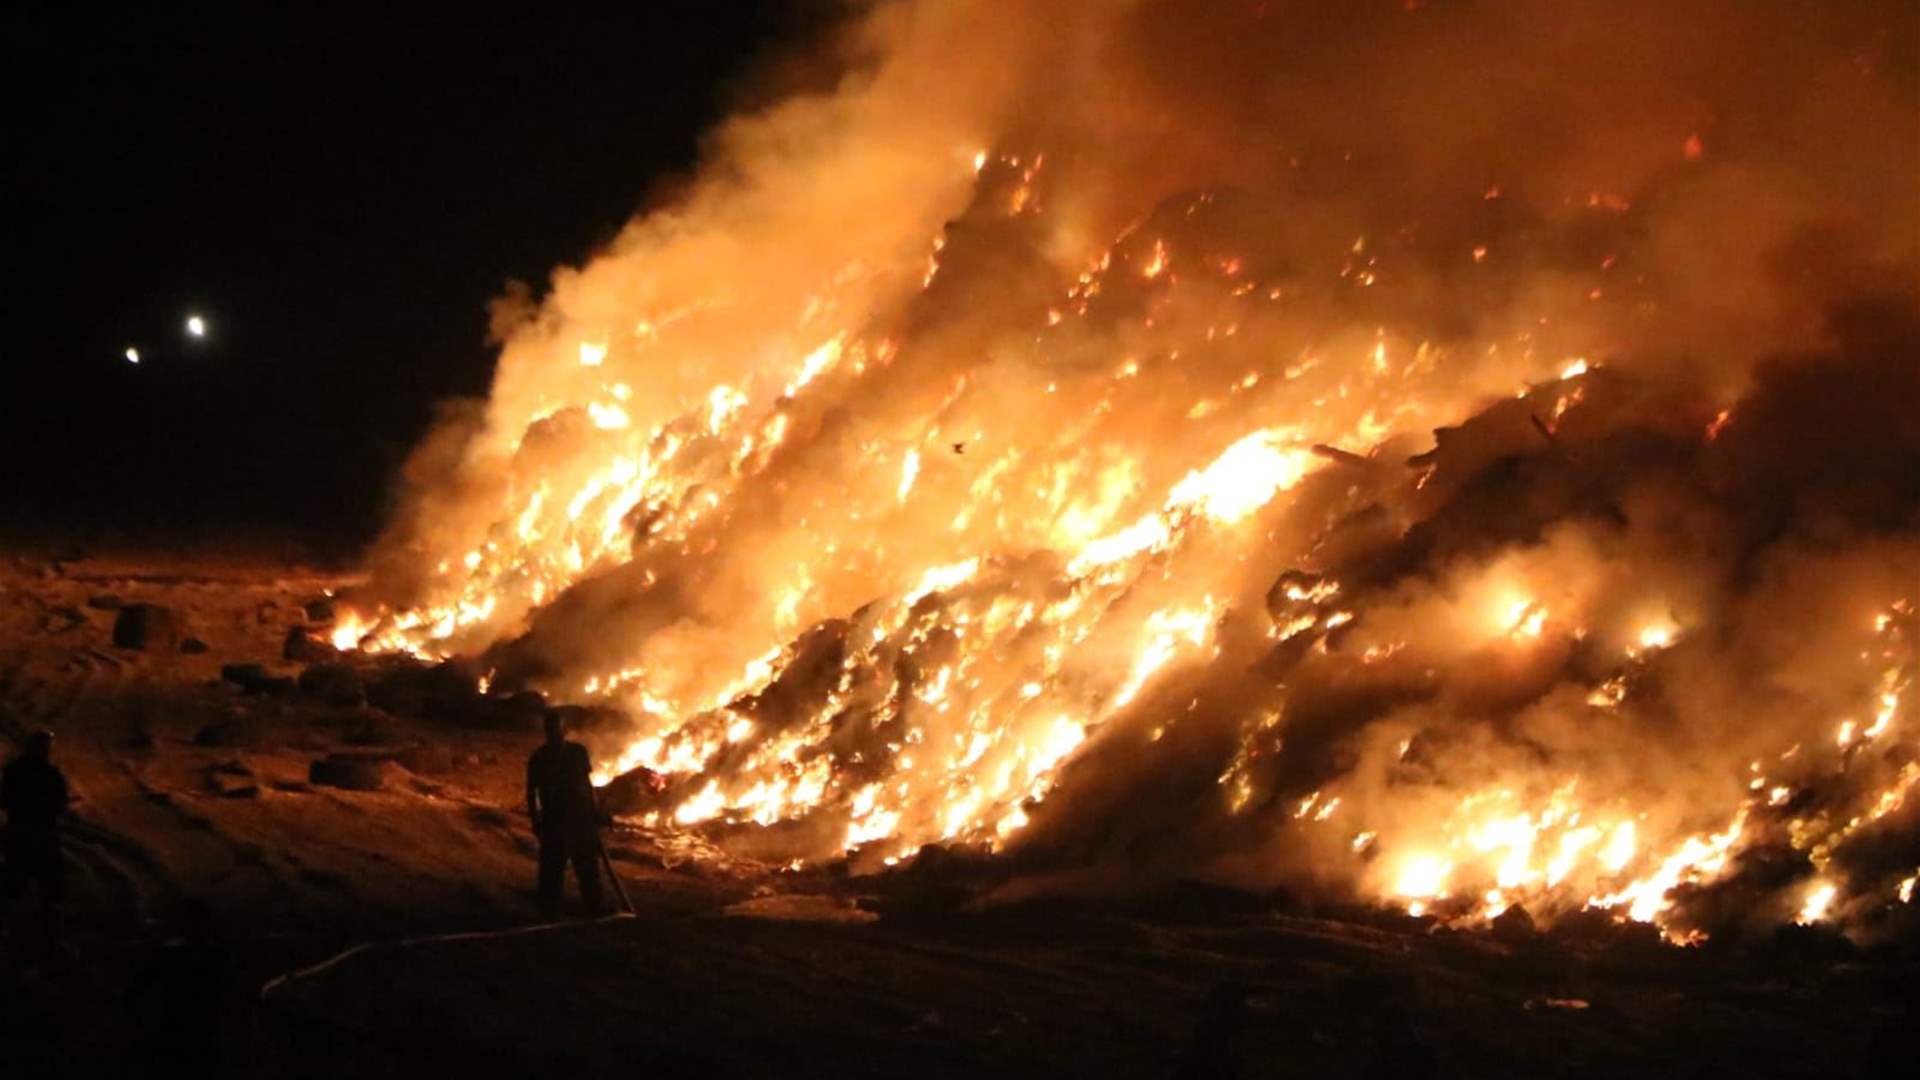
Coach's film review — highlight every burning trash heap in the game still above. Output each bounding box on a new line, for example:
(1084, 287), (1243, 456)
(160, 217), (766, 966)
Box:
(333, 2), (1919, 943)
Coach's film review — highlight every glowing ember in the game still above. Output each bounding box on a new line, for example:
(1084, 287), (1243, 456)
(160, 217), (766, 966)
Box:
(1394, 853), (1451, 901)
(1796, 882), (1837, 925)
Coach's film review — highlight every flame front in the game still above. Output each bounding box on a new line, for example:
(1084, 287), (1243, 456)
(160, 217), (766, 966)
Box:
(337, 1), (1920, 941)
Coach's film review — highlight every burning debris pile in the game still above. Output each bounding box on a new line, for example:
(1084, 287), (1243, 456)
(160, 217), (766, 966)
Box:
(335, 1), (1919, 941)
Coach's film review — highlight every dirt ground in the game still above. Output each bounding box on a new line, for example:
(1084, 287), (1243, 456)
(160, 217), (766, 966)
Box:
(0, 550), (1909, 1078)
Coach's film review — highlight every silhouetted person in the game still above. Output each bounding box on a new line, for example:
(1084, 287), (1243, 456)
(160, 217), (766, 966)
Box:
(126, 897), (230, 1078)
(2, 730), (70, 909)
(526, 712), (604, 918)
(1172, 982), (1250, 1078)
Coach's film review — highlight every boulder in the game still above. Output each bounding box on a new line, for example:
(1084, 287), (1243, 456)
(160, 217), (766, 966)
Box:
(367, 658), (483, 717)
(309, 753), (391, 792)
(396, 744), (456, 775)
(206, 761), (260, 799)
(482, 694), (549, 731)
(40, 606), (87, 633)
(598, 766), (667, 816)
(283, 627), (333, 662)
(1490, 903), (1538, 945)
(257, 676), (297, 696)
(422, 687), (545, 731)
(298, 663), (365, 707)
(221, 663), (271, 690)
(194, 716), (267, 748)
(114, 603), (183, 650)
(179, 637), (210, 655)
(342, 708), (402, 746)
(222, 663), (294, 696)
(303, 598), (336, 624)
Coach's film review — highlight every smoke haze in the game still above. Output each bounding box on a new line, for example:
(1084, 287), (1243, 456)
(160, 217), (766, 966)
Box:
(344, 1), (1920, 938)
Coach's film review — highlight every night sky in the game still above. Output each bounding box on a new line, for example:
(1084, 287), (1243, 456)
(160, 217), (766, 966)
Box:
(5, 6), (825, 555)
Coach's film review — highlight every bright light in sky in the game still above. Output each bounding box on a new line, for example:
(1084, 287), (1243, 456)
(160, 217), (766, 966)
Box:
(185, 314), (207, 338)
(124, 346), (141, 365)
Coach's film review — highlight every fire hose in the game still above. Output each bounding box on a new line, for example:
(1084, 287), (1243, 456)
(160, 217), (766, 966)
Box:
(259, 819), (634, 1004)
(259, 814), (633, 1003)
(256, 909), (635, 1002)
(598, 817), (635, 915)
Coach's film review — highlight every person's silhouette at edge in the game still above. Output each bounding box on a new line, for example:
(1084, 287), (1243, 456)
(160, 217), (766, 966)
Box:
(2, 731), (71, 921)
(126, 897), (231, 1078)
(526, 712), (605, 919)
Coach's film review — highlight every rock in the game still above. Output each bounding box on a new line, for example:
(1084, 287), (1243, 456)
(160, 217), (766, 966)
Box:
(367, 659), (483, 717)
(222, 664), (295, 696)
(309, 753), (391, 792)
(206, 761), (260, 799)
(598, 767), (667, 816)
(221, 663), (271, 689)
(397, 744), (456, 775)
(481, 694), (549, 731)
(408, 776), (447, 798)
(113, 603), (184, 650)
(303, 598), (336, 624)
(364, 672), (424, 715)
(298, 663), (365, 707)
(283, 627), (333, 662)
(1491, 903), (1538, 945)
(422, 686), (545, 731)
(859, 843), (983, 916)
(1547, 907), (1664, 951)
(343, 709), (402, 746)
(40, 606), (87, 633)
(194, 717), (267, 748)
(179, 637), (210, 655)
(86, 594), (123, 610)
(255, 600), (282, 626)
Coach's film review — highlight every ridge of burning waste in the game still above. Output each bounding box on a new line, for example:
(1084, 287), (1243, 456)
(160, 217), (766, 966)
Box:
(336, 2), (1919, 942)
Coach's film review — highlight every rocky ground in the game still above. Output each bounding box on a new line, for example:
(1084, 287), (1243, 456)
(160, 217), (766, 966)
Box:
(0, 549), (1909, 1078)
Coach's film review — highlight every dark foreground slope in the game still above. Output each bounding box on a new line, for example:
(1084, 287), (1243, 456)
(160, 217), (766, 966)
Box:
(258, 904), (1897, 1079)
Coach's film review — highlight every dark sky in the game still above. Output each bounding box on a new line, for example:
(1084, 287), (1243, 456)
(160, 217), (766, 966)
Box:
(4, 5), (824, 555)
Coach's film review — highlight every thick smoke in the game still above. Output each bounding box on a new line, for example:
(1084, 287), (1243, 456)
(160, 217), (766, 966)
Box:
(347, 1), (1920, 937)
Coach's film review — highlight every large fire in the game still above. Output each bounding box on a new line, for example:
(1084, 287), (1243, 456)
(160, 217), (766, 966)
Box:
(334, 2), (1920, 942)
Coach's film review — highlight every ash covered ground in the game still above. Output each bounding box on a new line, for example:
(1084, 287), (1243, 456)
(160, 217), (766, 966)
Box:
(0, 549), (1908, 1078)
